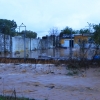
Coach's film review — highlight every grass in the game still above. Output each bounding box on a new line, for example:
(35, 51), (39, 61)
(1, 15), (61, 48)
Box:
(0, 95), (48, 100)
(0, 95), (30, 100)
(66, 72), (74, 76)
(66, 70), (79, 76)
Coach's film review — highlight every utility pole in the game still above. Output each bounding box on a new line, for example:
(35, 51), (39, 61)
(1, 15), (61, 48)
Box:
(87, 22), (93, 34)
(70, 29), (72, 60)
(19, 23), (26, 61)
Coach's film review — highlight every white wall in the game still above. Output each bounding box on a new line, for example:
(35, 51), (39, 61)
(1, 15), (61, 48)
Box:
(61, 39), (70, 47)
(12, 36), (41, 52)
(31, 39), (40, 50)
(63, 40), (69, 47)
(12, 36), (30, 52)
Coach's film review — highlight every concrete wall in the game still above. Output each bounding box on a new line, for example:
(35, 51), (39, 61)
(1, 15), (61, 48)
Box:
(0, 34), (56, 53)
(12, 36), (42, 52)
(12, 36), (31, 52)
(31, 38), (40, 50)
(38, 37), (53, 49)
(0, 33), (10, 52)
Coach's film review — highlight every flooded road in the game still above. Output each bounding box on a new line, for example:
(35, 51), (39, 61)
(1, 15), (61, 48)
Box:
(0, 63), (100, 100)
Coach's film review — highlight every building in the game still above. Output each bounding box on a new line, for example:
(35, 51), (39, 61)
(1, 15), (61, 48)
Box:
(74, 33), (94, 48)
(59, 34), (74, 48)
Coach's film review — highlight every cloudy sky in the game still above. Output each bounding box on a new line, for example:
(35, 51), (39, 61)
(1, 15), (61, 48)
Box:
(0, 0), (100, 37)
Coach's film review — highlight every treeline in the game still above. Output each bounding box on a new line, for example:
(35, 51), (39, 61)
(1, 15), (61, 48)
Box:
(0, 19), (37, 38)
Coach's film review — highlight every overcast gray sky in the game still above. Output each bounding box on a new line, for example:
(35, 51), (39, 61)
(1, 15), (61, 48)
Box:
(0, 0), (100, 37)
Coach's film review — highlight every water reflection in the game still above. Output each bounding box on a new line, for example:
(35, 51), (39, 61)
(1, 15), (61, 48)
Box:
(0, 48), (70, 58)
(0, 48), (94, 59)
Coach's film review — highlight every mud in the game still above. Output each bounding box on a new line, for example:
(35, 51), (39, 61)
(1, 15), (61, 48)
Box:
(0, 63), (100, 100)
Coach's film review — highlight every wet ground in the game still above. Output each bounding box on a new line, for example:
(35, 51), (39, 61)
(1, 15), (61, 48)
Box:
(0, 63), (100, 100)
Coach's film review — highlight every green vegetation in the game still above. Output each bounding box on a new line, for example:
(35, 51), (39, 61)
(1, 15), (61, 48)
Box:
(59, 26), (76, 37)
(66, 70), (78, 76)
(93, 24), (100, 45)
(0, 95), (29, 100)
(0, 19), (17, 36)
(66, 71), (74, 76)
(79, 28), (90, 34)
(0, 95), (48, 100)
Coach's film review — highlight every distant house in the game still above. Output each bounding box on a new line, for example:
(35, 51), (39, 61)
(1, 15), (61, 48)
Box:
(74, 34), (88, 43)
(74, 33), (94, 48)
(59, 34), (74, 48)
(59, 33), (94, 48)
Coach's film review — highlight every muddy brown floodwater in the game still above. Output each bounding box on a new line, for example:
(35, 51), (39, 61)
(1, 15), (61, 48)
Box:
(0, 48), (94, 59)
(0, 63), (100, 100)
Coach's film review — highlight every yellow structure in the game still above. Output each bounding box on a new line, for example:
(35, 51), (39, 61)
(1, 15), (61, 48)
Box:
(60, 38), (74, 48)
(60, 38), (70, 44)
(60, 34), (91, 48)
(74, 34), (89, 44)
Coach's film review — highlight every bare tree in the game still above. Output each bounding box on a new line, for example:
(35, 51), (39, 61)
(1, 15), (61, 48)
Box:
(49, 27), (59, 36)
(49, 27), (59, 57)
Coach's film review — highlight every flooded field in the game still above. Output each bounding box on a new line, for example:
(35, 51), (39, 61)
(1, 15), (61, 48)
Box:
(0, 48), (95, 59)
(0, 63), (100, 100)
